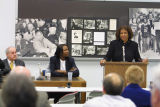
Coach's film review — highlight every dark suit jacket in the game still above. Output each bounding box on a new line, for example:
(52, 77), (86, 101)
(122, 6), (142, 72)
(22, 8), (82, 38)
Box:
(0, 59), (5, 70)
(121, 84), (151, 107)
(49, 56), (79, 77)
(104, 40), (142, 62)
(2, 59), (25, 75)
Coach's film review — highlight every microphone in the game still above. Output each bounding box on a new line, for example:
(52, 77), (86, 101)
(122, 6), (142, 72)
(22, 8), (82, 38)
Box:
(122, 45), (125, 61)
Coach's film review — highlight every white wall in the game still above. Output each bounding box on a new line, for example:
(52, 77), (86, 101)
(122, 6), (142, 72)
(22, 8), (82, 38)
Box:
(0, 0), (18, 59)
(0, 0), (160, 88)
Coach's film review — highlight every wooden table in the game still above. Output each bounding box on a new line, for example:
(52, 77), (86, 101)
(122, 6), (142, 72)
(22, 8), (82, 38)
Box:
(34, 77), (86, 103)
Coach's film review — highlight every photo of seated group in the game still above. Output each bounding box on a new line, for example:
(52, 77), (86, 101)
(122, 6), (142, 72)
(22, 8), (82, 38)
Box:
(16, 18), (67, 57)
(69, 18), (117, 57)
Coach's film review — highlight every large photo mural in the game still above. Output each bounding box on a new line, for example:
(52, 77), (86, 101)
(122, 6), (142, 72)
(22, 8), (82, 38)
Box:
(129, 8), (160, 59)
(16, 18), (67, 57)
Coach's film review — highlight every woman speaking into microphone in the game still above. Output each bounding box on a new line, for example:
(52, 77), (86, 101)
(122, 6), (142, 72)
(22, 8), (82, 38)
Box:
(100, 25), (148, 65)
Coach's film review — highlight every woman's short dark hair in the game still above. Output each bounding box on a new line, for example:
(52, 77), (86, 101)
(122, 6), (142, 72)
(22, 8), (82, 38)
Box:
(116, 25), (133, 40)
(55, 44), (68, 58)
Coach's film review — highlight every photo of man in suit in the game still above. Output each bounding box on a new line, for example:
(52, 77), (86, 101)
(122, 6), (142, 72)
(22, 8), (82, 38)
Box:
(3, 46), (25, 75)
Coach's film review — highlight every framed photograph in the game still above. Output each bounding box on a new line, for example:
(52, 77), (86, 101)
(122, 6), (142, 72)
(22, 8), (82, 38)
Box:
(83, 45), (96, 55)
(97, 46), (108, 55)
(84, 19), (95, 29)
(96, 19), (109, 30)
(93, 32), (105, 45)
(71, 19), (83, 29)
(71, 44), (82, 56)
(129, 8), (160, 59)
(71, 30), (82, 43)
(107, 31), (116, 44)
(83, 30), (93, 44)
(109, 19), (117, 30)
(16, 18), (67, 57)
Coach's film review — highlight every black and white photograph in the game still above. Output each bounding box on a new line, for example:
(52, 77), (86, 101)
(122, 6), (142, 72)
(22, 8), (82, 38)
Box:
(129, 8), (160, 59)
(107, 31), (116, 44)
(71, 44), (82, 56)
(71, 30), (82, 43)
(83, 45), (95, 55)
(97, 46), (108, 55)
(16, 18), (67, 57)
(84, 19), (95, 29)
(109, 19), (117, 30)
(83, 31), (93, 44)
(93, 32), (105, 45)
(96, 19), (109, 30)
(71, 19), (83, 29)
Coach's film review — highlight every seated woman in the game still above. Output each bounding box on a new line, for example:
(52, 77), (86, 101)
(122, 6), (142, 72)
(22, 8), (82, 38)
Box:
(49, 44), (79, 77)
(48, 44), (79, 103)
(121, 65), (151, 107)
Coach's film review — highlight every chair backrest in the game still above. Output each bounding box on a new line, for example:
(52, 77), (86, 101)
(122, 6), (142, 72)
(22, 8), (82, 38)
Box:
(87, 91), (103, 100)
(57, 97), (75, 104)
(0, 89), (5, 107)
(56, 92), (78, 104)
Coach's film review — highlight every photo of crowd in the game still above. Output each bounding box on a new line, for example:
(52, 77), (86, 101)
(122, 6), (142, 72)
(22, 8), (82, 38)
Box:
(83, 31), (93, 44)
(71, 44), (82, 56)
(129, 8), (160, 59)
(107, 31), (116, 44)
(96, 19), (109, 30)
(16, 18), (67, 57)
(71, 19), (83, 29)
(83, 46), (96, 55)
(97, 46), (108, 55)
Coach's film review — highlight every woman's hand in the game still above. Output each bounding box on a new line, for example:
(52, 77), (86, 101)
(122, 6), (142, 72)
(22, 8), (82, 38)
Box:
(69, 67), (77, 72)
(142, 58), (148, 63)
(100, 59), (106, 66)
(56, 70), (67, 74)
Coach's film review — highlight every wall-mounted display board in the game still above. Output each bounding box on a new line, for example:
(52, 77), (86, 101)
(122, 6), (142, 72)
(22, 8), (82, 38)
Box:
(68, 17), (117, 57)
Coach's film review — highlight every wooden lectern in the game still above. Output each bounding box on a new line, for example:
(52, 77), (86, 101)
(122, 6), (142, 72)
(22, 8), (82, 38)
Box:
(104, 62), (148, 88)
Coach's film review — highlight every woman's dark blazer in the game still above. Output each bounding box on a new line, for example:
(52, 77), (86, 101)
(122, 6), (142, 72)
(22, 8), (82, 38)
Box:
(104, 40), (142, 62)
(49, 56), (79, 77)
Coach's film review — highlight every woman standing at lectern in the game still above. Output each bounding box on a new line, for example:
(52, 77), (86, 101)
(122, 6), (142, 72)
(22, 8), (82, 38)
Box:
(100, 25), (148, 65)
